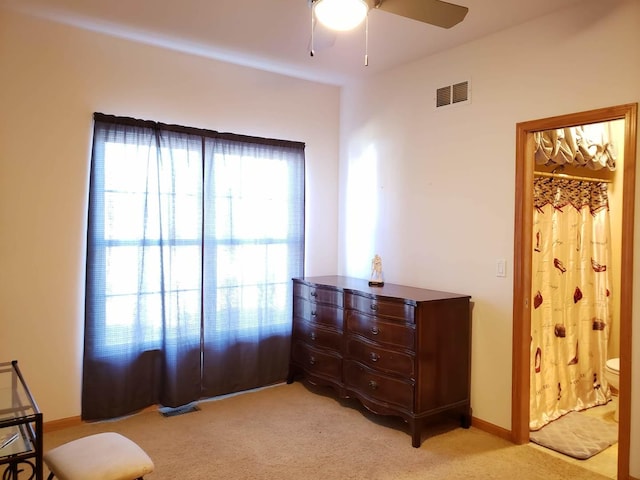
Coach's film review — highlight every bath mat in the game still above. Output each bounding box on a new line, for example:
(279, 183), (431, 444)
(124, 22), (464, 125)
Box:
(530, 411), (618, 460)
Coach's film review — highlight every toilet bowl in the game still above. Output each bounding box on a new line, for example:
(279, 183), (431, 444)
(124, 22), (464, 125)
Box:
(604, 358), (620, 422)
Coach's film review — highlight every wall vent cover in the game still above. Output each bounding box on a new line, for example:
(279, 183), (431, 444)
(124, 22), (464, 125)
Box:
(435, 80), (470, 109)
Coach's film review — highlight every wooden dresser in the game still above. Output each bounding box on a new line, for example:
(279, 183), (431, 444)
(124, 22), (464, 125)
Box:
(288, 275), (471, 447)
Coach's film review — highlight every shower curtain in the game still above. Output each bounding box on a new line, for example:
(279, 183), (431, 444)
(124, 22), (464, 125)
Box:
(530, 177), (612, 431)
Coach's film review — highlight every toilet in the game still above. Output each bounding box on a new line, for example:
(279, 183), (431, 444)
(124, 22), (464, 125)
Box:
(604, 358), (620, 422)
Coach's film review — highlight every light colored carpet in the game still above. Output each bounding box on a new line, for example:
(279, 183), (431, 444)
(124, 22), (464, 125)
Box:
(530, 411), (618, 460)
(44, 382), (611, 479)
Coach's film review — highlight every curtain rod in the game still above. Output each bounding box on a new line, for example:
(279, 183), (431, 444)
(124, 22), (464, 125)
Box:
(534, 171), (612, 183)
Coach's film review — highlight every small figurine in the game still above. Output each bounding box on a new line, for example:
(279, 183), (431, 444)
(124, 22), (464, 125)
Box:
(369, 254), (384, 287)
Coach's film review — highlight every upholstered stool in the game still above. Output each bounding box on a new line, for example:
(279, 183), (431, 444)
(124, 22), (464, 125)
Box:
(44, 432), (154, 480)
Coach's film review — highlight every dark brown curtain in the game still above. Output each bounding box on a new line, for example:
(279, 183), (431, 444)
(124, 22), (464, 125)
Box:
(83, 113), (305, 420)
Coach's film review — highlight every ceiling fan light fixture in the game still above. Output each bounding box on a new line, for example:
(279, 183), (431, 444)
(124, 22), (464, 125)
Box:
(313, 0), (369, 31)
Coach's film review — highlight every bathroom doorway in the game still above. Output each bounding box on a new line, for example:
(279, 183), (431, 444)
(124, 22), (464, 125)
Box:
(511, 103), (637, 479)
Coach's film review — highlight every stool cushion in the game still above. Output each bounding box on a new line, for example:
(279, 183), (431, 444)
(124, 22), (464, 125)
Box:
(44, 432), (154, 480)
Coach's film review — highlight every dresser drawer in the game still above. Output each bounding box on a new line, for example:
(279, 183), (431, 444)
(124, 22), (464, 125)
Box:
(346, 292), (415, 322)
(294, 282), (343, 307)
(292, 342), (342, 380)
(345, 337), (414, 378)
(293, 298), (343, 330)
(344, 360), (414, 410)
(346, 311), (414, 350)
(293, 320), (343, 352)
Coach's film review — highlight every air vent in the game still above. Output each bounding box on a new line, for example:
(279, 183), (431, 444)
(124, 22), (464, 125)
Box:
(436, 86), (451, 108)
(452, 81), (469, 103)
(435, 80), (470, 109)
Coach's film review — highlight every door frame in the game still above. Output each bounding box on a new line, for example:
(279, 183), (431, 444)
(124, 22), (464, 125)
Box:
(512, 103), (637, 479)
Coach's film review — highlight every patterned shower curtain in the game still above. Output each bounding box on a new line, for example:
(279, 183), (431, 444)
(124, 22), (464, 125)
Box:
(530, 177), (612, 431)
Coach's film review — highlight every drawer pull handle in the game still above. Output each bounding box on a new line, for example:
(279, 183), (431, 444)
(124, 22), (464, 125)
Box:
(311, 311), (317, 317)
(370, 304), (378, 311)
(309, 356), (316, 366)
(368, 380), (378, 390)
(369, 352), (379, 362)
(370, 326), (380, 335)
(310, 291), (318, 297)
(310, 332), (316, 341)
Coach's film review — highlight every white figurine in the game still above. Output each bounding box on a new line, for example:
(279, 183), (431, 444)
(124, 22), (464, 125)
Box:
(369, 254), (384, 286)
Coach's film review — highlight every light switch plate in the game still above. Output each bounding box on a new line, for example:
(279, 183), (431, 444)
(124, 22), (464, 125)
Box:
(496, 259), (507, 277)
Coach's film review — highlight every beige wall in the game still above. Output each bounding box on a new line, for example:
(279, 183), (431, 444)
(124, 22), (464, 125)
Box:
(338, 0), (640, 476)
(0, 8), (340, 419)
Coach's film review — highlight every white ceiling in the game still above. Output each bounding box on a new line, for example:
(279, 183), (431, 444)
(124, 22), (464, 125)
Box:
(2, 0), (589, 85)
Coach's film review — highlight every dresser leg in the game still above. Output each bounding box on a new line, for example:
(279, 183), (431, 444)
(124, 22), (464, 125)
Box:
(286, 366), (296, 384)
(410, 420), (422, 448)
(460, 409), (472, 429)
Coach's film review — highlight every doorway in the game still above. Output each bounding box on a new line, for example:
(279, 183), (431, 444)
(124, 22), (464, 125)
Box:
(511, 103), (637, 479)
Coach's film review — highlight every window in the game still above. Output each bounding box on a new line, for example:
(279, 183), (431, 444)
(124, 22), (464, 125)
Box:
(83, 113), (305, 420)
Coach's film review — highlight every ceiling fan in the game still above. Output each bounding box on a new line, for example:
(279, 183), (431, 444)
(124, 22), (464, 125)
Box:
(310, 0), (468, 31)
(308, 0), (469, 63)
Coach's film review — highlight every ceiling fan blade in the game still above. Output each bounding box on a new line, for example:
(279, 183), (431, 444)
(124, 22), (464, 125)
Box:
(373, 0), (469, 29)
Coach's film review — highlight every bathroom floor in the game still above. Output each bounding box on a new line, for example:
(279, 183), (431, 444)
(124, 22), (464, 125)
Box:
(529, 401), (618, 479)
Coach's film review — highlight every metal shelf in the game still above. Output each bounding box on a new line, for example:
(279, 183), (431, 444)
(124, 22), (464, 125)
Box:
(0, 361), (43, 480)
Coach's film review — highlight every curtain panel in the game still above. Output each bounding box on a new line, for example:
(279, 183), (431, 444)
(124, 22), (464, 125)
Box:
(529, 177), (612, 430)
(534, 123), (617, 171)
(83, 113), (305, 420)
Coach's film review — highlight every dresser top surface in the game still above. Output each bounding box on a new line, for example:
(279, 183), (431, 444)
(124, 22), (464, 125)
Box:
(294, 276), (470, 303)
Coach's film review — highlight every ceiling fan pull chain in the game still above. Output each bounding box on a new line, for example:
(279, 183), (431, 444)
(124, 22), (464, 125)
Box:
(310, 4), (315, 57)
(364, 12), (369, 66)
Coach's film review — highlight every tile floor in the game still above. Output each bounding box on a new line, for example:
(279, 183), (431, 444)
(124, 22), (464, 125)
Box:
(529, 401), (619, 479)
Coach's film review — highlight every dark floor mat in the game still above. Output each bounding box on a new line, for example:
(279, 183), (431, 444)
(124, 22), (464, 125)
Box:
(159, 403), (200, 417)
